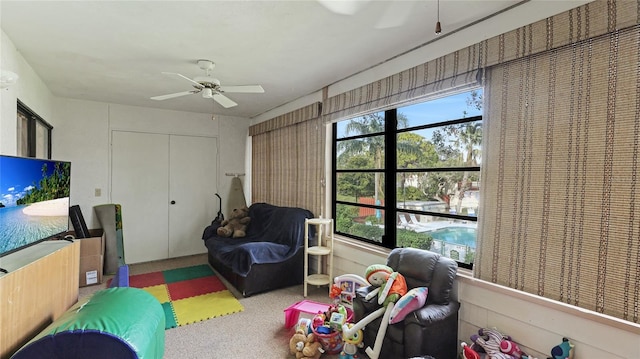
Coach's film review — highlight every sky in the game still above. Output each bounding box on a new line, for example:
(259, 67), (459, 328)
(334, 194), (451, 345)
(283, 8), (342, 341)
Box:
(336, 89), (483, 138)
(0, 156), (61, 207)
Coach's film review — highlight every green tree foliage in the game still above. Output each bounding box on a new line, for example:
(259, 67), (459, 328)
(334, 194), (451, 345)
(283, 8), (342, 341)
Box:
(336, 155), (375, 200)
(397, 132), (438, 169)
(336, 204), (358, 233)
(397, 230), (433, 250)
(16, 162), (70, 205)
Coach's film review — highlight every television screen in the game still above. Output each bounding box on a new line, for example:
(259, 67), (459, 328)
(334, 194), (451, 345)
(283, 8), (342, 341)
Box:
(0, 155), (71, 257)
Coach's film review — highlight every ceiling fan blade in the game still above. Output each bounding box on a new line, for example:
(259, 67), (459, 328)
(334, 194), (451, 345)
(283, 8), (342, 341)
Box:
(213, 93), (238, 108)
(375, 1), (414, 29)
(161, 72), (204, 88)
(317, 0), (370, 15)
(219, 85), (265, 93)
(150, 90), (198, 101)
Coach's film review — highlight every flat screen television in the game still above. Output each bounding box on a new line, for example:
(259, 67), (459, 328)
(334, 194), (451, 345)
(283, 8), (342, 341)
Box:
(0, 155), (71, 257)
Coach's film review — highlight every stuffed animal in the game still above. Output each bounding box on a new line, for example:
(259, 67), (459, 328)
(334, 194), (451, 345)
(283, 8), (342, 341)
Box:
(289, 329), (309, 357)
(216, 206), (251, 238)
(289, 329), (324, 359)
(301, 339), (324, 359)
(341, 264), (408, 359)
(548, 337), (574, 359)
(461, 341), (481, 359)
(501, 339), (525, 358)
(472, 328), (516, 359)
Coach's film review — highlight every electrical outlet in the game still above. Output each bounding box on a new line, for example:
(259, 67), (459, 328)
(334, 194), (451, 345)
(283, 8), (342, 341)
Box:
(94, 188), (101, 197)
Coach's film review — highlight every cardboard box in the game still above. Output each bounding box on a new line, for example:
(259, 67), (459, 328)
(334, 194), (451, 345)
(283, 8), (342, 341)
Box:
(69, 229), (105, 287)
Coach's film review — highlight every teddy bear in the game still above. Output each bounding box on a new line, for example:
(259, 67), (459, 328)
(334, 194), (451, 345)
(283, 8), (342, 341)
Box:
(216, 206), (251, 238)
(289, 329), (324, 359)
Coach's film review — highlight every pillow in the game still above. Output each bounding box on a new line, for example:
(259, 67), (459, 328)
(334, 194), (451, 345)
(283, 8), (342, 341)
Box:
(388, 287), (428, 324)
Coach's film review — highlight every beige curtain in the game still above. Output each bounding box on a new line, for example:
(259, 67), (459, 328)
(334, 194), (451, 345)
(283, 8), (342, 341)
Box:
(250, 103), (324, 216)
(478, 17), (640, 322)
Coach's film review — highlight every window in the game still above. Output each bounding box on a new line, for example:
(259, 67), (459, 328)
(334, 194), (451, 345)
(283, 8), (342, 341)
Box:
(332, 89), (483, 268)
(17, 101), (52, 158)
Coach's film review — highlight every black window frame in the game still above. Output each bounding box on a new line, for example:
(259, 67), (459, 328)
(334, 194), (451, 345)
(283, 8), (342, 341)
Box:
(17, 100), (52, 159)
(332, 92), (482, 270)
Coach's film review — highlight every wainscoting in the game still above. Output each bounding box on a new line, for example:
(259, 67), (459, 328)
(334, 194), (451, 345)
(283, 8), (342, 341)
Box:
(331, 239), (640, 359)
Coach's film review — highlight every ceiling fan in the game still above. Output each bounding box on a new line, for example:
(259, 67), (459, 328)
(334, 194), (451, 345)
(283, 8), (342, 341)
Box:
(150, 60), (264, 108)
(317, 0), (417, 29)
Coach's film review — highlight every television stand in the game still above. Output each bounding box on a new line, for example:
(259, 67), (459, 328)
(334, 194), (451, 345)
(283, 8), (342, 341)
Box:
(0, 240), (80, 358)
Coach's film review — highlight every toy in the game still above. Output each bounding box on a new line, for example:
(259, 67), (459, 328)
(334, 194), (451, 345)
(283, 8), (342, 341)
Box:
(296, 318), (312, 335)
(472, 328), (516, 359)
(312, 312), (326, 330)
(548, 337), (574, 359)
(289, 329), (310, 358)
(501, 339), (525, 358)
(340, 323), (364, 359)
(334, 274), (368, 309)
(341, 264), (407, 359)
(329, 312), (346, 331)
(461, 342), (481, 359)
(216, 206), (251, 238)
(289, 329), (324, 359)
(301, 340), (324, 359)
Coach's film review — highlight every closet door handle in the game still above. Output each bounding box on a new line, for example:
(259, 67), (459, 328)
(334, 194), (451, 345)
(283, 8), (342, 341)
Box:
(170, 200), (176, 205)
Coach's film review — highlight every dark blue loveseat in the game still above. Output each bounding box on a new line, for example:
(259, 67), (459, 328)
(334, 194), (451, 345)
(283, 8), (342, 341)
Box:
(202, 202), (314, 297)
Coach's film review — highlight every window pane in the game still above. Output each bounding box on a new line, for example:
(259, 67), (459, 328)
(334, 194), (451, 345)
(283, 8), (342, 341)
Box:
(396, 212), (476, 265)
(398, 90), (483, 128)
(336, 172), (385, 201)
(336, 135), (385, 170)
(35, 121), (49, 158)
(397, 171), (480, 215)
(336, 203), (384, 243)
(398, 121), (482, 168)
(336, 112), (385, 139)
(17, 112), (29, 157)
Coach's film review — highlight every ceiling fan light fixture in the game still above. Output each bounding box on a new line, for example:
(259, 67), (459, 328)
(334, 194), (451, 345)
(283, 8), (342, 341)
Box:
(202, 88), (214, 99)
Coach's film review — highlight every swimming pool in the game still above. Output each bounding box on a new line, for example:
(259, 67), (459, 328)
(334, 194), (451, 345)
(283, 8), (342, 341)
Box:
(428, 227), (476, 248)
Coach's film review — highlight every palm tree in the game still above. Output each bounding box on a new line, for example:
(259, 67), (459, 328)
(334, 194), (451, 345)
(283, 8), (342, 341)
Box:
(337, 112), (411, 209)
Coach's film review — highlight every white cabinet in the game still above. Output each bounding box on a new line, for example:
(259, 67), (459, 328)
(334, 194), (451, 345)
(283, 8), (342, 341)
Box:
(304, 218), (334, 297)
(111, 131), (217, 263)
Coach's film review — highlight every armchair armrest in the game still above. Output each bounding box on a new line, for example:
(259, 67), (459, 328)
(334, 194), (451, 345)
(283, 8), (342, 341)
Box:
(407, 301), (459, 326)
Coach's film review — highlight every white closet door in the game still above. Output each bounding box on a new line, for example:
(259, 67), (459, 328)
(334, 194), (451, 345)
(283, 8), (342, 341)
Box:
(111, 131), (170, 263)
(168, 135), (217, 257)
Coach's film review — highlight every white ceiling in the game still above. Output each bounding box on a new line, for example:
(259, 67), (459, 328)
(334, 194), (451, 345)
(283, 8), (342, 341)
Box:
(1, 1), (590, 120)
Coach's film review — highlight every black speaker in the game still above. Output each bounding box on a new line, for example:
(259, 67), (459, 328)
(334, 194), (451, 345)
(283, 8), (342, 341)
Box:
(69, 205), (91, 239)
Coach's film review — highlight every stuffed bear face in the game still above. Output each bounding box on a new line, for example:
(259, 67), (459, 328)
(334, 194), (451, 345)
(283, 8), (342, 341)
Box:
(289, 332), (307, 355)
(216, 206), (251, 238)
(229, 206), (249, 219)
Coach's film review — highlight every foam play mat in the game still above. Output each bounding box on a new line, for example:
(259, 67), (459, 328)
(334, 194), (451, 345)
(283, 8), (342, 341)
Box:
(120, 264), (244, 329)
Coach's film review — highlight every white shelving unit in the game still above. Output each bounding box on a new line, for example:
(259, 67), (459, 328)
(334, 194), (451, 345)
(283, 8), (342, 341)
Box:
(304, 218), (334, 297)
